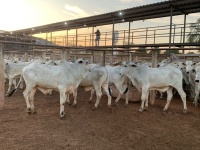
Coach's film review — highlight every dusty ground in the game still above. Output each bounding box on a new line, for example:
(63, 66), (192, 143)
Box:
(1, 85), (200, 150)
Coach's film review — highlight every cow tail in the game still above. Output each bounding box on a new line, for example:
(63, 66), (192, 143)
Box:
(7, 75), (23, 97)
(105, 67), (112, 96)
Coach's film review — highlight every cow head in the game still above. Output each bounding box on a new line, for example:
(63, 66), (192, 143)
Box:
(195, 66), (200, 83)
(186, 61), (194, 74)
(120, 62), (137, 76)
(77, 58), (91, 72)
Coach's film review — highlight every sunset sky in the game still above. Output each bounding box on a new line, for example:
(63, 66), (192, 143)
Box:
(0, 0), (199, 32)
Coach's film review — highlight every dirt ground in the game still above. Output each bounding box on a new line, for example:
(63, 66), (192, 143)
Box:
(1, 85), (200, 150)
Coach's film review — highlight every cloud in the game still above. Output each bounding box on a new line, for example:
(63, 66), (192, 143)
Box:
(63, 4), (90, 19)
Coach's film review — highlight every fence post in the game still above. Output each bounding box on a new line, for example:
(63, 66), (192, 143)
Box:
(123, 30), (125, 45)
(132, 32), (133, 44)
(85, 36), (86, 47)
(145, 28), (148, 44)
(150, 50), (157, 105)
(105, 32), (107, 46)
(129, 52), (132, 62)
(0, 44), (5, 109)
(25, 52), (28, 62)
(61, 49), (65, 60)
(180, 27), (183, 43)
(173, 24), (176, 43)
(102, 51), (106, 66)
(42, 51), (46, 61)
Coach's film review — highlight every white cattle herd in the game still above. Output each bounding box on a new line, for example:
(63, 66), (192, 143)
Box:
(3, 56), (200, 118)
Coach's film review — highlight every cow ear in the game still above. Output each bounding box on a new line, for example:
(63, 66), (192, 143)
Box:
(78, 60), (83, 64)
(132, 64), (137, 67)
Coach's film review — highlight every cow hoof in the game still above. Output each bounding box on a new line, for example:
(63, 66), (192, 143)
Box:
(60, 115), (66, 120)
(67, 102), (71, 106)
(138, 108), (143, 112)
(92, 106), (97, 110)
(88, 100), (92, 103)
(72, 103), (76, 107)
(60, 112), (65, 119)
(5, 93), (9, 97)
(115, 102), (118, 106)
(108, 105), (111, 110)
(32, 110), (37, 114)
(163, 108), (167, 112)
(183, 109), (187, 114)
(27, 111), (32, 115)
(26, 108), (31, 115)
(124, 104), (128, 107)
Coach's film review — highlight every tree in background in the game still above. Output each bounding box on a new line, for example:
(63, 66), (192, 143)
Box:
(187, 18), (200, 44)
(163, 49), (180, 54)
(136, 46), (147, 54)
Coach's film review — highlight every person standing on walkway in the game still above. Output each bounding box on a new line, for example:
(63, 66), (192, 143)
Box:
(95, 29), (101, 46)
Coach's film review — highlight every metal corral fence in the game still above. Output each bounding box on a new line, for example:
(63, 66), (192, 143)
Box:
(33, 23), (198, 47)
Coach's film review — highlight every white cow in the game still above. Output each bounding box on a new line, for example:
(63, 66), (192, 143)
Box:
(4, 61), (30, 95)
(77, 64), (112, 109)
(120, 63), (187, 113)
(186, 61), (197, 100)
(194, 66), (200, 106)
(105, 65), (129, 106)
(8, 59), (91, 118)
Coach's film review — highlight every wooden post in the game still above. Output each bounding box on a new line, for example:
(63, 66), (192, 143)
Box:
(51, 52), (55, 60)
(102, 51), (106, 66)
(150, 50), (157, 105)
(92, 27), (94, 46)
(61, 49), (65, 60)
(42, 51), (46, 61)
(25, 52), (28, 62)
(91, 51), (94, 63)
(134, 56), (138, 62)
(129, 53), (132, 62)
(0, 44), (5, 109)
(145, 28), (148, 44)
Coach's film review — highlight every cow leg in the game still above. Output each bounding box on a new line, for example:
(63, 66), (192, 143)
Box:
(139, 87), (148, 112)
(29, 87), (37, 114)
(115, 93), (122, 105)
(19, 80), (24, 90)
(6, 78), (14, 95)
(13, 78), (17, 88)
(163, 87), (173, 112)
(93, 85), (102, 110)
(144, 90), (150, 109)
(102, 84), (112, 109)
(194, 86), (199, 107)
(125, 92), (129, 107)
(66, 94), (71, 105)
(175, 86), (187, 113)
(23, 85), (34, 115)
(60, 90), (66, 119)
(72, 89), (78, 107)
(159, 91), (163, 99)
(89, 89), (95, 103)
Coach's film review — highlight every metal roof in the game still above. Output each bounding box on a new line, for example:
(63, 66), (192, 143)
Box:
(12, 0), (200, 35)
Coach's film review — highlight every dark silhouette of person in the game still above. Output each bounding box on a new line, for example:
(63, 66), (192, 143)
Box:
(95, 29), (101, 46)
